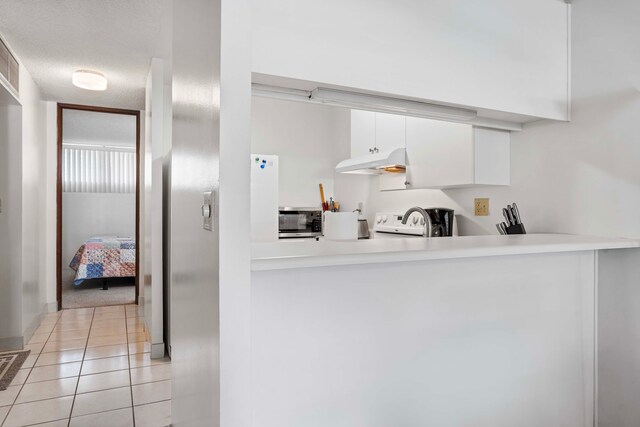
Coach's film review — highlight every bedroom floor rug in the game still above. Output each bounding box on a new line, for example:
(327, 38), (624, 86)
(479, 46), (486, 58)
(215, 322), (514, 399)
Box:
(62, 282), (135, 309)
(0, 350), (30, 391)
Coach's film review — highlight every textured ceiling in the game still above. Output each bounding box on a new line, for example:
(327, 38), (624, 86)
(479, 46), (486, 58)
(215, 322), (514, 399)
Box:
(0, 0), (169, 110)
(63, 109), (137, 147)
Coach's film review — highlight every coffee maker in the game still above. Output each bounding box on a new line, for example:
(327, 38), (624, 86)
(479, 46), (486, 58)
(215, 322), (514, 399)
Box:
(425, 208), (454, 237)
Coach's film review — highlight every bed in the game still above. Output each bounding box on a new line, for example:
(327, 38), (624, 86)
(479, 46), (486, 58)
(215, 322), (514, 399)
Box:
(69, 236), (136, 287)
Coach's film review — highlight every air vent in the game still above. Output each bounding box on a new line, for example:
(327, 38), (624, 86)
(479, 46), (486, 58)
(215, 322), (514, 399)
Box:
(0, 37), (19, 94)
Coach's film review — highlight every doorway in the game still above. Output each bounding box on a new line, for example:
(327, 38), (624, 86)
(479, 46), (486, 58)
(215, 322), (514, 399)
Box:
(56, 104), (140, 310)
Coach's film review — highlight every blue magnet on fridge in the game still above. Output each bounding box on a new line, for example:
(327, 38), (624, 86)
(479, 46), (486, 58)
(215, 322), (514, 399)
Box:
(260, 164), (265, 169)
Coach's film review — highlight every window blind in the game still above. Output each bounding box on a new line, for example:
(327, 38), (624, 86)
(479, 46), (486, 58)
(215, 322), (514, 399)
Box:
(63, 146), (136, 193)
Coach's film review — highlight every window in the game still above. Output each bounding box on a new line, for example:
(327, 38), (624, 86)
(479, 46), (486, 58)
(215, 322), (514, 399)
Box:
(62, 146), (136, 193)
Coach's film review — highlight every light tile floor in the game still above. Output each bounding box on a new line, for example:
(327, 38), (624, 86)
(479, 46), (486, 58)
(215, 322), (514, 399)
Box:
(0, 305), (171, 427)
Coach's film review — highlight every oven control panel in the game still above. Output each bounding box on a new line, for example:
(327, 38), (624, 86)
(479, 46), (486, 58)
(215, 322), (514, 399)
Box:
(373, 212), (425, 236)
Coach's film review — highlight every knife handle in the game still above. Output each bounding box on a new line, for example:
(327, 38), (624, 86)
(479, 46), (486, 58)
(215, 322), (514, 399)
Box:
(511, 203), (522, 225)
(502, 208), (511, 225)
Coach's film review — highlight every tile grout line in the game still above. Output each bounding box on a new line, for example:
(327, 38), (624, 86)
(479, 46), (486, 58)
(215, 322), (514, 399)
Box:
(66, 307), (95, 427)
(1, 307), (155, 426)
(2, 311), (63, 426)
(125, 306), (137, 427)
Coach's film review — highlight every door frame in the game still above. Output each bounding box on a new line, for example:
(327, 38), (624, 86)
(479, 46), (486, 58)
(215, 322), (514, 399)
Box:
(56, 103), (141, 310)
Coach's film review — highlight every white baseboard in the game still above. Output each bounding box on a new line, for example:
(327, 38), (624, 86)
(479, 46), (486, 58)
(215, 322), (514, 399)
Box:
(47, 301), (58, 313)
(150, 342), (165, 359)
(22, 303), (49, 346)
(0, 336), (24, 352)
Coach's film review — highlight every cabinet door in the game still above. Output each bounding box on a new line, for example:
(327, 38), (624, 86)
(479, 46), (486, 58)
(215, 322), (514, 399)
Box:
(474, 128), (510, 185)
(379, 173), (407, 192)
(405, 117), (473, 189)
(375, 113), (406, 153)
(350, 109), (375, 158)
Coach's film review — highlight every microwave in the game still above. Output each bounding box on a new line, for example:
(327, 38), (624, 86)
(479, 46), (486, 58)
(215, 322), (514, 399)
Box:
(278, 207), (323, 238)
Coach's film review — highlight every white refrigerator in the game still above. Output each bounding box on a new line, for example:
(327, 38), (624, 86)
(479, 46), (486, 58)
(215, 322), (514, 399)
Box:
(250, 154), (279, 241)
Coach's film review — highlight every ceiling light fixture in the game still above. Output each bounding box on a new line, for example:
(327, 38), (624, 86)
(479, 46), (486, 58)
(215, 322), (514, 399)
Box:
(72, 70), (108, 91)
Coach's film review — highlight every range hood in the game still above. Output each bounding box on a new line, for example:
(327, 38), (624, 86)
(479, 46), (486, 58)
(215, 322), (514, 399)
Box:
(336, 147), (406, 174)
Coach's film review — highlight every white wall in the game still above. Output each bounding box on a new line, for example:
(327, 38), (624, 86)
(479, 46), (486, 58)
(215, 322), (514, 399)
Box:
(365, 0), (640, 240)
(61, 192), (136, 286)
(19, 65), (48, 342)
(171, 0), (252, 425)
(0, 61), (49, 349)
(251, 0), (569, 121)
(251, 97), (368, 211)
(142, 57), (166, 358)
(0, 90), (23, 349)
(44, 102), (57, 309)
(170, 0), (221, 424)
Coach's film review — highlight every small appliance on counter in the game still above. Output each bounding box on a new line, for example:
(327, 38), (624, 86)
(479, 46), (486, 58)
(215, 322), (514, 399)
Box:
(425, 208), (455, 237)
(354, 202), (370, 240)
(278, 207), (323, 239)
(357, 218), (370, 240)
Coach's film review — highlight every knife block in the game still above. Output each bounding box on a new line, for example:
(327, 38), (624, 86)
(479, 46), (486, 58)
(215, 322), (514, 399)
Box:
(505, 224), (526, 235)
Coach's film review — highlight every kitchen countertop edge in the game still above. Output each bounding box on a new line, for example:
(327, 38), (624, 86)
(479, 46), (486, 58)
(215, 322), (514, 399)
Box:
(251, 234), (640, 271)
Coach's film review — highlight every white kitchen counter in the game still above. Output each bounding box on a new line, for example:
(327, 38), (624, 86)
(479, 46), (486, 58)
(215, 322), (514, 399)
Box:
(252, 233), (640, 271)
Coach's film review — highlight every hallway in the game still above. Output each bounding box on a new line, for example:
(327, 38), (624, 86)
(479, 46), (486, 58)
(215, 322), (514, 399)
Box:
(0, 305), (171, 426)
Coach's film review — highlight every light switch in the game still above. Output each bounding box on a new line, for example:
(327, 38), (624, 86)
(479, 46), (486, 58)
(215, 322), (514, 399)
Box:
(203, 191), (214, 231)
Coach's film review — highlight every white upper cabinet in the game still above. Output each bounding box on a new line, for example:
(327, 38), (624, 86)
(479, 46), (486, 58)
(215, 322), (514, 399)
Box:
(405, 118), (474, 188)
(375, 113), (406, 153)
(252, 0), (569, 121)
(379, 117), (510, 190)
(350, 110), (375, 157)
(350, 110), (406, 156)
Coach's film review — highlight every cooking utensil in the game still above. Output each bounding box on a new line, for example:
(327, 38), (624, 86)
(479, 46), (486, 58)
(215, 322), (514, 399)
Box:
(496, 223), (505, 235)
(319, 183), (326, 206)
(502, 208), (514, 226)
(511, 203), (521, 224)
(499, 222), (508, 235)
(511, 202), (526, 233)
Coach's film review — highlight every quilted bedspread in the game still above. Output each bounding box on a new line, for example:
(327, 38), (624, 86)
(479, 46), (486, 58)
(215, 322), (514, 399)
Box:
(69, 237), (136, 286)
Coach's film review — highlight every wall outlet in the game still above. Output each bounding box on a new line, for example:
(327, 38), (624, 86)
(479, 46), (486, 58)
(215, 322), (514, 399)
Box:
(474, 198), (489, 216)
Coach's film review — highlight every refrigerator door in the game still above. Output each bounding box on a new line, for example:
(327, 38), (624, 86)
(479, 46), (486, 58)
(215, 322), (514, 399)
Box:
(250, 154), (279, 241)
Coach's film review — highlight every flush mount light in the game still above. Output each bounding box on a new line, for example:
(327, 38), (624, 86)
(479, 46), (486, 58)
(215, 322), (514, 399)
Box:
(72, 70), (107, 91)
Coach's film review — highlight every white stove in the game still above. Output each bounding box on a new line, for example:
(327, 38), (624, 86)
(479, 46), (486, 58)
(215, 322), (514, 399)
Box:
(373, 212), (426, 237)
